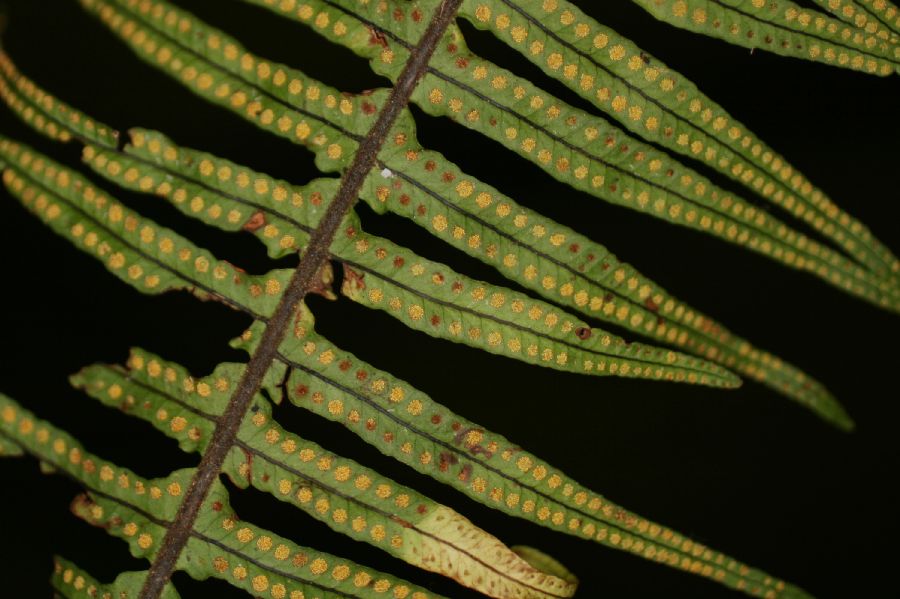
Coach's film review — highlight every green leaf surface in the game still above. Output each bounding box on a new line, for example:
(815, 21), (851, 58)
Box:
(0, 393), (453, 599)
(234, 309), (809, 598)
(238, 0), (900, 304)
(452, 0), (900, 280)
(854, 0), (900, 35)
(629, 0), (900, 73)
(5, 0), (739, 389)
(0, 136), (292, 319)
(808, 0), (899, 42)
(0, 49), (120, 148)
(104, 127), (848, 420)
(0, 49), (850, 418)
(0, 46), (854, 418)
(72, 352), (579, 599)
(50, 558), (180, 599)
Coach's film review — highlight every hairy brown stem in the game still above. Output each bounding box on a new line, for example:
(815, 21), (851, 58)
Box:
(138, 1), (463, 596)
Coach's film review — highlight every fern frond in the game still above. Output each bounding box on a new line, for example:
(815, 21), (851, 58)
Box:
(450, 0), (900, 279)
(1, 131), (734, 387)
(77, 0), (900, 310)
(235, 0), (900, 302)
(0, 435), (24, 457)
(0, 44), (859, 420)
(50, 558), (180, 599)
(0, 51), (118, 147)
(72, 483), (451, 599)
(0, 0), (880, 594)
(0, 395), (449, 599)
(72, 341), (806, 599)
(245, 310), (811, 598)
(0, 140), (772, 590)
(808, 0), (899, 42)
(855, 0), (900, 35)
(71, 353), (579, 599)
(0, 138), (292, 318)
(14, 0), (874, 419)
(117, 125), (845, 420)
(629, 0), (900, 74)
(88, 134), (736, 386)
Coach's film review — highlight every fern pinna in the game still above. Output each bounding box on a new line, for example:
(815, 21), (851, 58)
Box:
(0, 0), (896, 597)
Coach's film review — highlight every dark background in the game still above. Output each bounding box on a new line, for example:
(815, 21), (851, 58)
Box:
(0, 0), (898, 597)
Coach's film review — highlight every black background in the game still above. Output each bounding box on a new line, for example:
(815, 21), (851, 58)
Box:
(0, 1), (898, 597)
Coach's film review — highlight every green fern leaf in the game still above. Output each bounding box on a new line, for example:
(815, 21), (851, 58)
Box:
(0, 394), (462, 599)
(70, 353), (579, 598)
(807, 0), (899, 41)
(450, 0), (900, 279)
(854, 0), (900, 35)
(50, 558), (180, 599)
(11, 61), (848, 416)
(106, 125), (847, 415)
(0, 0), (892, 596)
(0, 138), (293, 318)
(243, 310), (810, 597)
(629, 0), (900, 74)
(236, 0), (900, 304)
(0, 0), (859, 420)
(0, 45), (855, 418)
(1, 133), (733, 386)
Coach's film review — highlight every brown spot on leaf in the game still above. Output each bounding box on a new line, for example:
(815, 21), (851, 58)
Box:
(242, 211), (266, 232)
(367, 27), (388, 47)
(341, 264), (366, 296)
(242, 448), (254, 481)
(390, 515), (413, 528)
(438, 452), (458, 472)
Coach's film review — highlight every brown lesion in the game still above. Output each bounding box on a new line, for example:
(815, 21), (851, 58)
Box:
(242, 211), (266, 232)
(341, 263), (366, 298)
